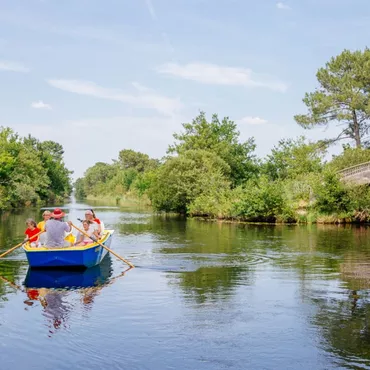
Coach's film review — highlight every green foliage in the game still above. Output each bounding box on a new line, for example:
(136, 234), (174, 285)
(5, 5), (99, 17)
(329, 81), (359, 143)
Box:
(122, 168), (138, 191)
(169, 112), (259, 186)
(118, 149), (159, 172)
(82, 162), (116, 196)
(263, 136), (326, 181)
(188, 187), (240, 219)
(76, 106), (370, 224)
(313, 170), (352, 215)
(295, 48), (370, 148)
(329, 146), (370, 171)
(132, 171), (155, 197)
(0, 127), (71, 210)
(149, 150), (230, 213)
(233, 176), (291, 222)
(76, 149), (158, 201)
(74, 178), (86, 199)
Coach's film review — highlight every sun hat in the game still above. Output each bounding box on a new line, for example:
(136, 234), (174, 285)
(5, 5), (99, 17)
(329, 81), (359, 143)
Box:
(51, 208), (65, 219)
(85, 210), (93, 215)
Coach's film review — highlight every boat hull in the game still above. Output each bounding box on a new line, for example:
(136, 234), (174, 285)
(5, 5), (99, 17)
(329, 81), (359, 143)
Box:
(23, 230), (114, 268)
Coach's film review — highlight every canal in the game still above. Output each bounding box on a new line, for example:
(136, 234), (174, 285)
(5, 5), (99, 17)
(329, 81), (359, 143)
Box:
(1, 198), (370, 369)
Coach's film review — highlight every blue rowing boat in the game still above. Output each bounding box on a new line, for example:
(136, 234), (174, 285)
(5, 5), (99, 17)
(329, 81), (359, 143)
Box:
(23, 230), (114, 268)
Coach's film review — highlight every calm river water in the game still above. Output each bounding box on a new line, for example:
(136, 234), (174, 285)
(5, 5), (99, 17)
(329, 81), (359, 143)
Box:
(1, 199), (370, 369)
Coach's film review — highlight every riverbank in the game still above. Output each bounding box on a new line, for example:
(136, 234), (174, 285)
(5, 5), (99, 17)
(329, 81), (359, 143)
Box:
(191, 212), (369, 225)
(85, 194), (151, 208)
(82, 194), (369, 224)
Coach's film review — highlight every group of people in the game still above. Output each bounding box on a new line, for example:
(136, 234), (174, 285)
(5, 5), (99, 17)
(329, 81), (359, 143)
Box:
(24, 208), (103, 248)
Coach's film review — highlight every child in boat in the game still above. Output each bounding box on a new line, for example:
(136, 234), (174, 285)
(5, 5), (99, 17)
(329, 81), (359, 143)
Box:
(75, 220), (99, 246)
(24, 219), (41, 247)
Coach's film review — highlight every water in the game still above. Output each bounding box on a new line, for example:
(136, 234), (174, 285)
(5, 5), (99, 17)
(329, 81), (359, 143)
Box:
(1, 199), (370, 369)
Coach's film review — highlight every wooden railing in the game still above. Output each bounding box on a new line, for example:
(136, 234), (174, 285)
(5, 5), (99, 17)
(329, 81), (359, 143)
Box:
(338, 161), (370, 183)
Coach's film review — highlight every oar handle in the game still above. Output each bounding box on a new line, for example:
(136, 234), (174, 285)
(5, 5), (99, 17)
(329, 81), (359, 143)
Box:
(0, 230), (45, 259)
(71, 223), (134, 268)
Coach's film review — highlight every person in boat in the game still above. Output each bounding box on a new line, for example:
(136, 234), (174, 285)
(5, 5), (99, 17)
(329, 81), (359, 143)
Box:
(75, 220), (99, 246)
(44, 208), (72, 247)
(24, 219), (41, 247)
(37, 210), (51, 245)
(37, 210), (51, 231)
(85, 210), (102, 235)
(90, 209), (101, 225)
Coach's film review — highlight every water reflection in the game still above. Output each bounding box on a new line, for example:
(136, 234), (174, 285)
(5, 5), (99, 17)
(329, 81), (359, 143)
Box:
(4, 201), (370, 368)
(0, 255), (131, 337)
(170, 266), (252, 304)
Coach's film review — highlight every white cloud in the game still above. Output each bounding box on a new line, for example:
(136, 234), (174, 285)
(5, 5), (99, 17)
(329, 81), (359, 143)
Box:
(47, 79), (182, 116)
(239, 116), (268, 125)
(276, 2), (291, 10)
(145, 0), (158, 21)
(157, 62), (288, 92)
(31, 100), (52, 110)
(0, 60), (29, 73)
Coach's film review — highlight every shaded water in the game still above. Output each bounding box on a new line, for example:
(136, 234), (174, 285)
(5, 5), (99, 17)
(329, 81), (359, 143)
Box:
(1, 199), (370, 369)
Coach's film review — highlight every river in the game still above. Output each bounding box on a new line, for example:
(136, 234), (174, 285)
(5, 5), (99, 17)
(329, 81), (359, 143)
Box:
(1, 198), (370, 369)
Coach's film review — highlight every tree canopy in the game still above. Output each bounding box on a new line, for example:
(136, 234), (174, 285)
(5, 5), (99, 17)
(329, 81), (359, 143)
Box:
(295, 48), (370, 148)
(0, 127), (72, 209)
(168, 112), (259, 186)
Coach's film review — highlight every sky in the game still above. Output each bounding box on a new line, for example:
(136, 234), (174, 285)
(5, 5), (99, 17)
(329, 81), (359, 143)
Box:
(1, 0), (370, 179)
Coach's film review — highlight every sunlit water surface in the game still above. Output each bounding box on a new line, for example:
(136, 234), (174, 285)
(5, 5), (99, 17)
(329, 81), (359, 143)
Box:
(1, 199), (370, 369)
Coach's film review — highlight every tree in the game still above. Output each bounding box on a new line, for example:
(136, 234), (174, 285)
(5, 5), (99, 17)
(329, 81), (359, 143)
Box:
(149, 149), (231, 213)
(118, 149), (159, 172)
(233, 176), (289, 222)
(313, 170), (352, 214)
(168, 112), (258, 186)
(263, 136), (326, 181)
(83, 162), (116, 196)
(74, 178), (86, 199)
(0, 127), (71, 209)
(295, 49), (370, 148)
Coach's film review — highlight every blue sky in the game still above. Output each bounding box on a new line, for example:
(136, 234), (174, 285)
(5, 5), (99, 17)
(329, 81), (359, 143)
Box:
(1, 0), (369, 178)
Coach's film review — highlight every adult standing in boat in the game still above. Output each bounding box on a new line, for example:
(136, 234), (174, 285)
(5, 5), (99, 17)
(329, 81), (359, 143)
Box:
(44, 208), (72, 247)
(85, 210), (101, 235)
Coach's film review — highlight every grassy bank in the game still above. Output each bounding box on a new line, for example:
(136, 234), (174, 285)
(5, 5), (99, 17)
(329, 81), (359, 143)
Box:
(85, 193), (151, 208)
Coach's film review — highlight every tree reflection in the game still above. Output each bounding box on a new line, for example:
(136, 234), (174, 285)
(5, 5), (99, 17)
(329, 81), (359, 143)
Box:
(312, 291), (370, 367)
(172, 265), (251, 304)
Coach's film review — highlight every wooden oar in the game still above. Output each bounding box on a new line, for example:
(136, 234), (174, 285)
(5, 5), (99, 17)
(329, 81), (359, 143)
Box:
(0, 230), (44, 259)
(71, 223), (134, 268)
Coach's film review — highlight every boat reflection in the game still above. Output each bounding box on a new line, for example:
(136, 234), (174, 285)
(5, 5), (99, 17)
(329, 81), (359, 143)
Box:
(17, 255), (132, 335)
(24, 254), (113, 289)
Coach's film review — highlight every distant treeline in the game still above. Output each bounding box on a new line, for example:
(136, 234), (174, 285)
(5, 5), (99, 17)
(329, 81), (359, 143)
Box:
(0, 127), (72, 210)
